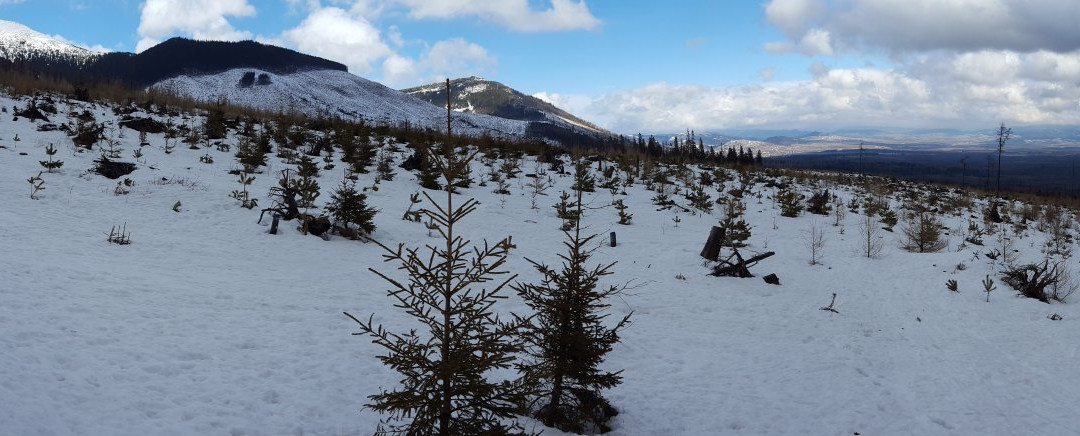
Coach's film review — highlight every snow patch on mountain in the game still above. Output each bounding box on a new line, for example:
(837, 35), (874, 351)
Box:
(0, 19), (98, 64)
(152, 68), (529, 138)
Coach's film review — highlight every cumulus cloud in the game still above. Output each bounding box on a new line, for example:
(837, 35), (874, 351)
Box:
(391, 0), (601, 32)
(718, 0), (1080, 131)
(763, 0), (1080, 55)
(573, 58), (1080, 133)
(422, 38), (495, 79)
(266, 5), (496, 87)
(136, 0), (255, 52)
(277, 7), (391, 75)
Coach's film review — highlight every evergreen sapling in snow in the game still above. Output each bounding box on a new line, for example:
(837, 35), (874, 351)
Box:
(324, 178), (377, 237)
(39, 143), (63, 172)
(514, 188), (631, 434)
(345, 102), (526, 434)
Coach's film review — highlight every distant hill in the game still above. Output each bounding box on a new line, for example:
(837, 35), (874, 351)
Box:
(403, 76), (610, 137)
(152, 68), (532, 138)
(87, 38), (347, 87)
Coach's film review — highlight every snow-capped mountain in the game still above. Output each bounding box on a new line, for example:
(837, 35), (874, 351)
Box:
(0, 19), (98, 65)
(404, 76), (610, 137)
(152, 68), (530, 138)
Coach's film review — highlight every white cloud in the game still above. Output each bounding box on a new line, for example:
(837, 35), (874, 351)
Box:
(765, 28), (832, 56)
(421, 38), (495, 80)
(533, 91), (586, 110)
(277, 7), (391, 75)
(390, 0), (601, 32)
(48, 34), (112, 53)
(759, 68), (775, 82)
(136, 0), (255, 52)
(574, 60), (1080, 133)
(763, 0), (823, 38)
(763, 0), (1080, 55)
(740, 0), (1080, 131)
(382, 54), (417, 86)
(267, 5), (496, 87)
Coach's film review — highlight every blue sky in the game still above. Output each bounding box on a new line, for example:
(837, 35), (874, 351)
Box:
(2, 1), (1078, 133)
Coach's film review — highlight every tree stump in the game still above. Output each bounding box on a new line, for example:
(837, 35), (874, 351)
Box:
(700, 226), (725, 261)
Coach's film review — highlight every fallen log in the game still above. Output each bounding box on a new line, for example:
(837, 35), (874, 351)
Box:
(711, 250), (775, 277)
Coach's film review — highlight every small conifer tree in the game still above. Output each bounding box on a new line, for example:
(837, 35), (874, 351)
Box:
(554, 190), (581, 231)
(375, 149), (396, 181)
(39, 143), (63, 173)
(687, 183), (713, 213)
(571, 158), (596, 193)
(296, 155), (321, 211)
(614, 199), (632, 225)
(514, 188), (631, 434)
(902, 211), (946, 252)
(416, 144), (442, 190)
(325, 178), (377, 236)
(777, 189), (802, 217)
(806, 190), (831, 215)
(345, 94), (525, 434)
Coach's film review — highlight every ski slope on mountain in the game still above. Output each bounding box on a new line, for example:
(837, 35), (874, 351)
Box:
(2, 92), (1079, 435)
(152, 68), (530, 138)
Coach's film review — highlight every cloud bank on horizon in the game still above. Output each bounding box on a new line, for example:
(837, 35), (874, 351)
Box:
(575, 0), (1080, 133)
(38, 1), (1080, 132)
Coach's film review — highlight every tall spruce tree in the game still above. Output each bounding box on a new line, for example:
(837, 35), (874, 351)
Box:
(513, 188), (632, 434)
(346, 80), (525, 434)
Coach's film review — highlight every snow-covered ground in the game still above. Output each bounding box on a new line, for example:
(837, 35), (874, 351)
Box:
(2, 92), (1079, 435)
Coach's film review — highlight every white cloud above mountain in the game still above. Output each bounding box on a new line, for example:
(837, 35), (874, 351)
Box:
(136, 0), (255, 52)
(388, 0), (601, 32)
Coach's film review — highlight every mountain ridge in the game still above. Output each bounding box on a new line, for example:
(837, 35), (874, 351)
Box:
(403, 76), (610, 137)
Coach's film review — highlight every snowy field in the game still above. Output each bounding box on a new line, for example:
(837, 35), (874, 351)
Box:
(2, 93), (1079, 435)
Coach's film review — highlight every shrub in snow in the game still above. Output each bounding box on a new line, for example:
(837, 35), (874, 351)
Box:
(901, 211), (947, 253)
(1001, 260), (1074, 303)
(805, 221), (827, 265)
